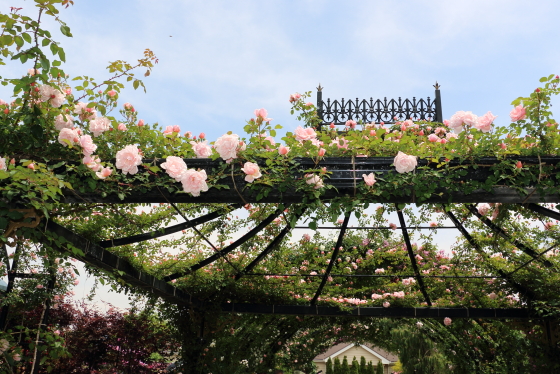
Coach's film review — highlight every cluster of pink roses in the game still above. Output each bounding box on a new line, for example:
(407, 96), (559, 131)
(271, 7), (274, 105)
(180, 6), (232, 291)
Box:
(447, 110), (497, 133)
(160, 156), (209, 196)
(55, 102), (113, 178)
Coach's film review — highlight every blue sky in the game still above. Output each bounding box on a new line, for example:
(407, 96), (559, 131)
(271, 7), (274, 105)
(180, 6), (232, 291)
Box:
(3, 0), (560, 308)
(4, 0), (560, 141)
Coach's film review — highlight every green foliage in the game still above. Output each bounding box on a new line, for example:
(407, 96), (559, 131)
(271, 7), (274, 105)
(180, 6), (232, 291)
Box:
(359, 356), (367, 374)
(342, 356), (350, 374)
(375, 360), (383, 374)
(351, 356), (360, 374)
(334, 357), (342, 374)
(327, 357), (333, 374)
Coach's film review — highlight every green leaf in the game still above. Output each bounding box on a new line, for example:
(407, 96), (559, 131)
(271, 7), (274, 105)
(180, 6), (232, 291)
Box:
(133, 79), (139, 90)
(0, 217), (8, 230)
(22, 32), (31, 43)
(42, 38), (50, 47)
(309, 221), (317, 230)
(14, 35), (23, 48)
(40, 57), (50, 72)
(58, 48), (65, 62)
(49, 43), (58, 55)
(60, 24), (72, 37)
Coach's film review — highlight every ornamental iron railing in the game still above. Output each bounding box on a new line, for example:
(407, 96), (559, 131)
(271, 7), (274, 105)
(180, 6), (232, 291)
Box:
(316, 82), (443, 129)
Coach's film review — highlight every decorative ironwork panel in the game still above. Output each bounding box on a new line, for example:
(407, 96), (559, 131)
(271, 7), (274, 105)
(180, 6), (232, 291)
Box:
(316, 84), (443, 129)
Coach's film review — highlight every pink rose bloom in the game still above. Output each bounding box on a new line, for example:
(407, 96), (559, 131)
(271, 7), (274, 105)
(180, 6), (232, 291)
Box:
(118, 123), (127, 131)
(448, 111), (477, 132)
(447, 111), (466, 132)
(263, 135), (275, 148)
(332, 137), (349, 149)
(393, 151), (417, 173)
(241, 162), (262, 183)
(488, 292), (497, 300)
(137, 119), (145, 127)
(461, 111), (478, 127)
(73, 102), (97, 121)
(89, 117), (111, 137)
(83, 156), (101, 171)
(54, 114), (74, 130)
(476, 111), (497, 132)
(278, 145), (290, 155)
(544, 222), (555, 230)
(173, 125), (181, 133)
(214, 133), (240, 162)
(0, 157), (6, 171)
(289, 93), (301, 103)
(107, 90), (117, 97)
(79, 135), (97, 156)
(163, 126), (174, 135)
(180, 169), (209, 197)
(161, 156), (188, 181)
(294, 126), (317, 142)
(96, 167), (113, 179)
(305, 174), (323, 189)
(124, 102), (134, 110)
(446, 132), (458, 140)
(39, 84), (66, 107)
(318, 148), (326, 157)
(383, 301), (390, 308)
(478, 203), (490, 216)
(58, 128), (80, 146)
(510, 105), (526, 122)
(374, 268), (385, 274)
(254, 108), (272, 122)
(444, 317), (452, 326)
(28, 68), (40, 76)
(362, 173), (376, 186)
(190, 141), (212, 158)
(345, 120), (357, 129)
(427, 133), (439, 142)
(115, 145), (142, 175)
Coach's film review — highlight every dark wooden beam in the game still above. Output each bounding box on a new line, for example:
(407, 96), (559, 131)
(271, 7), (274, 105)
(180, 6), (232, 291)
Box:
(59, 157), (560, 204)
(396, 207), (432, 306)
(221, 303), (533, 319)
(235, 207), (306, 280)
(98, 204), (240, 248)
(164, 205), (288, 282)
(466, 204), (554, 268)
(310, 212), (351, 305)
(445, 209), (536, 300)
(44, 220), (195, 306)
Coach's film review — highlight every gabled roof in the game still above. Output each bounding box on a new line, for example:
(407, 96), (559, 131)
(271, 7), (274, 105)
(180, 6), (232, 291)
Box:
(313, 342), (398, 365)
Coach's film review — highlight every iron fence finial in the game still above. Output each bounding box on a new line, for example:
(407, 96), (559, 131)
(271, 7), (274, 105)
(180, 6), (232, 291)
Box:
(317, 84), (323, 92)
(434, 81), (440, 90)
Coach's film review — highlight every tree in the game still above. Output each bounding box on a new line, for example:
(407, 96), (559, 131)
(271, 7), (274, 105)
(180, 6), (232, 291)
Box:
(375, 361), (383, 374)
(359, 356), (367, 374)
(334, 357), (342, 374)
(326, 357), (333, 374)
(342, 356), (350, 374)
(351, 356), (360, 374)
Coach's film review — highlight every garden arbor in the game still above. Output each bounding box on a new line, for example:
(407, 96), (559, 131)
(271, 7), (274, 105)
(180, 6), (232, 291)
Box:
(1, 3), (560, 370)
